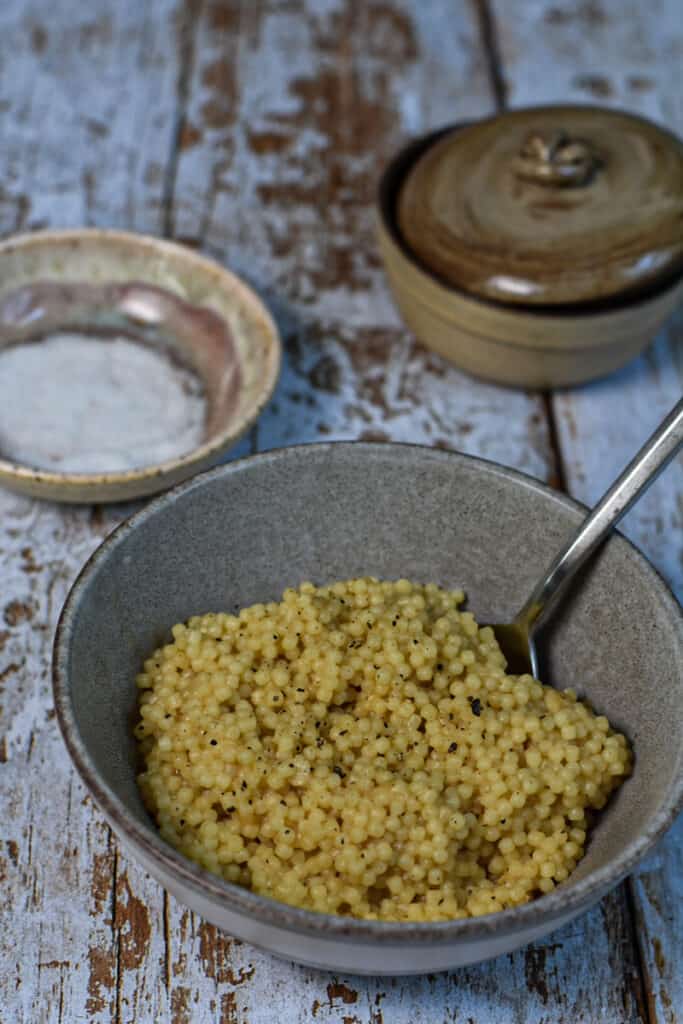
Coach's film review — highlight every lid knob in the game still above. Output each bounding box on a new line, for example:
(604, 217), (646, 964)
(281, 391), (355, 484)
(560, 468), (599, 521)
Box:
(513, 131), (601, 188)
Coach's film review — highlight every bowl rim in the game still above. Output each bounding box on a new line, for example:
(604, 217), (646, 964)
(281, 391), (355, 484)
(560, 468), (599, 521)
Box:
(377, 104), (683, 318)
(0, 228), (282, 497)
(53, 441), (683, 944)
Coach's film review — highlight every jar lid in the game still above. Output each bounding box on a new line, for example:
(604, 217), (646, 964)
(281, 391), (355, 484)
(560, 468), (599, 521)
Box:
(398, 106), (683, 306)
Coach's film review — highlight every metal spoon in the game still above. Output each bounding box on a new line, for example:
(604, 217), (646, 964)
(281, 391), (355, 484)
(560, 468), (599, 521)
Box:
(489, 397), (683, 678)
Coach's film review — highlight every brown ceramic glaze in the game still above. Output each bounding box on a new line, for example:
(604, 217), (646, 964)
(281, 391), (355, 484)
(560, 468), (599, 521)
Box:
(378, 211), (683, 388)
(378, 115), (683, 388)
(398, 106), (683, 306)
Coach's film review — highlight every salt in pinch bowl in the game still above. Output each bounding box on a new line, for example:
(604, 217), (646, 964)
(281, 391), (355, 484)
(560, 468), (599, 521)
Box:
(0, 229), (281, 503)
(53, 443), (683, 974)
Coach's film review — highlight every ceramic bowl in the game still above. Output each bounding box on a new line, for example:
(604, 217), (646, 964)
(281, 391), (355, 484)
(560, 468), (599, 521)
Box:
(53, 443), (683, 975)
(0, 230), (280, 502)
(377, 128), (683, 389)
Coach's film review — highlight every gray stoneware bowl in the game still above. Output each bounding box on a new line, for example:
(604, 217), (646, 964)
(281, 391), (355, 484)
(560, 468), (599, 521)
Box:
(53, 443), (683, 975)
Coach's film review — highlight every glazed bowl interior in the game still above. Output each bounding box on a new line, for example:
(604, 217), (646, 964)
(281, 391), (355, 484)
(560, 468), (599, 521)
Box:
(54, 443), (683, 971)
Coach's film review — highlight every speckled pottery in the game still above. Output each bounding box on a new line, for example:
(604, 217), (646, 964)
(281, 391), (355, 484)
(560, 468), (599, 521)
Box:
(0, 230), (281, 502)
(53, 444), (683, 975)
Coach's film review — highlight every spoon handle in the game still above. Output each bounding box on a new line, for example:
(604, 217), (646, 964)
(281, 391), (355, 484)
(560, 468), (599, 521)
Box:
(517, 396), (683, 633)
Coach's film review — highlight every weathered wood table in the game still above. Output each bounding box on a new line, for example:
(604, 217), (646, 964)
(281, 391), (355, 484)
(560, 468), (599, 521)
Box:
(1, 1), (681, 1021)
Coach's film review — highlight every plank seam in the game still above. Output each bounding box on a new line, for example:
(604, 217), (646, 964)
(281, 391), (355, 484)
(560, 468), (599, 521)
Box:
(541, 392), (569, 493)
(110, 843), (122, 1023)
(162, 0), (204, 239)
(163, 889), (172, 992)
(625, 878), (658, 1024)
(57, 966), (65, 1024)
(115, 932), (123, 1024)
(469, 0), (508, 109)
(472, 3), (655, 1019)
(472, 0), (572, 496)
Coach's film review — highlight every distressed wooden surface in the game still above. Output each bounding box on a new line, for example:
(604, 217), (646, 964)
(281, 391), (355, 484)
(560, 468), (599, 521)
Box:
(0, 1), (680, 1021)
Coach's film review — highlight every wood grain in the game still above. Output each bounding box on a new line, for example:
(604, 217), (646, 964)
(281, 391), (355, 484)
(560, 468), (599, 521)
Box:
(0, 3), (183, 1022)
(0, 0), (183, 235)
(0, 0), (680, 1021)
(490, 1), (683, 1019)
(172, 0), (555, 474)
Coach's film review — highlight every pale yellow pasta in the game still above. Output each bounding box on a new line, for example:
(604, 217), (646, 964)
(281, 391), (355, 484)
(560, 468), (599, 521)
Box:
(135, 578), (630, 921)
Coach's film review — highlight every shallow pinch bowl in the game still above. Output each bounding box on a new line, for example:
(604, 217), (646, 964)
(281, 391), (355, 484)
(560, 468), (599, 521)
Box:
(0, 229), (281, 503)
(53, 443), (683, 975)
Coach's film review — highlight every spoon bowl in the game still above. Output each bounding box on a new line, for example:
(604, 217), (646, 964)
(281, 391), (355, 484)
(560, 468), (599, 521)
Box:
(488, 398), (683, 679)
(486, 619), (537, 677)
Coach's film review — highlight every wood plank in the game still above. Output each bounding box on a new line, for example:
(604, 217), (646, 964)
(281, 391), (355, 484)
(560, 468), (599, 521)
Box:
(631, 823), (683, 1024)
(551, 331), (683, 599)
(0, 0), (184, 235)
(0, 3), (185, 1022)
(165, 1), (647, 1021)
(172, 0), (553, 476)
(490, 1), (683, 1019)
(160, 884), (647, 1024)
(0, 1), (676, 1022)
(492, 0), (682, 128)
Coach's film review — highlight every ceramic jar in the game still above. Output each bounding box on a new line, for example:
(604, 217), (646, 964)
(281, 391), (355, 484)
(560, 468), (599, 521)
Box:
(377, 106), (683, 388)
